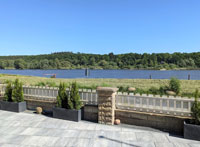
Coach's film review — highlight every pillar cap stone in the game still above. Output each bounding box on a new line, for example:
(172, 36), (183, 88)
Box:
(97, 87), (118, 92)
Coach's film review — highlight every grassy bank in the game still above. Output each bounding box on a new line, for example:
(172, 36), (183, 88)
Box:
(0, 74), (200, 96)
(0, 74), (200, 95)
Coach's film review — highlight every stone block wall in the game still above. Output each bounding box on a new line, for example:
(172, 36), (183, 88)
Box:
(25, 99), (56, 112)
(97, 87), (118, 125)
(115, 109), (187, 135)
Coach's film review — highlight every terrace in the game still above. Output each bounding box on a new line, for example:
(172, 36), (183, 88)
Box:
(0, 110), (199, 147)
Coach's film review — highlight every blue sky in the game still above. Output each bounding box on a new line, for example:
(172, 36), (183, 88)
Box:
(0, 0), (200, 55)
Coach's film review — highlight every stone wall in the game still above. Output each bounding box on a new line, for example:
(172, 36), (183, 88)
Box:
(25, 99), (56, 112)
(115, 109), (189, 135)
(97, 87), (118, 125)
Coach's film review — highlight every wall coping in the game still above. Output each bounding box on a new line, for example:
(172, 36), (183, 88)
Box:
(115, 109), (192, 119)
(96, 87), (118, 92)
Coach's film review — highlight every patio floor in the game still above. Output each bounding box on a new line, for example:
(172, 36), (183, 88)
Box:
(0, 110), (199, 147)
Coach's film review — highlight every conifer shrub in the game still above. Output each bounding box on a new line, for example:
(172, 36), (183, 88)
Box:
(56, 83), (65, 108)
(4, 81), (13, 102)
(191, 89), (200, 125)
(12, 79), (24, 102)
(56, 82), (82, 110)
(69, 82), (82, 110)
(56, 82), (71, 109)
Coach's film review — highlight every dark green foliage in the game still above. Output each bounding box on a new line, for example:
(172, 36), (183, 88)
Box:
(4, 80), (12, 84)
(117, 86), (129, 93)
(118, 84), (172, 97)
(56, 82), (82, 110)
(14, 59), (26, 69)
(181, 92), (200, 98)
(12, 79), (24, 102)
(67, 95), (74, 110)
(149, 87), (160, 95)
(69, 82), (82, 110)
(35, 81), (46, 87)
(134, 88), (146, 94)
(0, 60), (6, 69)
(159, 86), (168, 96)
(46, 81), (57, 87)
(4, 81), (13, 102)
(169, 77), (181, 94)
(56, 94), (62, 108)
(56, 83), (69, 109)
(191, 89), (200, 125)
(35, 81), (57, 87)
(0, 52), (200, 69)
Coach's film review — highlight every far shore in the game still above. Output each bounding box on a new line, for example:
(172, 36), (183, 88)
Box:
(0, 68), (200, 70)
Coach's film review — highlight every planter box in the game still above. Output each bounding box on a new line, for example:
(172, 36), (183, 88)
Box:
(53, 107), (81, 122)
(0, 101), (27, 112)
(184, 121), (200, 141)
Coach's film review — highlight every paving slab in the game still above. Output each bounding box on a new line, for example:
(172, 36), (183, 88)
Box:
(0, 110), (199, 147)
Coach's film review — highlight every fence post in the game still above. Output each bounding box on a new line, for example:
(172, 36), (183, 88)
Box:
(97, 87), (118, 125)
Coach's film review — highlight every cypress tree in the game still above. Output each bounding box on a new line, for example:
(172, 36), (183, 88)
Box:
(191, 89), (200, 125)
(69, 82), (82, 110)
(68, 92), (74, 109)
(12, 79), (24, 102)
(56, 82), (68, 108)
(4, 81), (13, 102)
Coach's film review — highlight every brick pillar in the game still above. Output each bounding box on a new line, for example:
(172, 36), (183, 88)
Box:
(97, 87), (118, 125)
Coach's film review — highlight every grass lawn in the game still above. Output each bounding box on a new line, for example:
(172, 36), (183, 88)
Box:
(0, 73), (200, 95)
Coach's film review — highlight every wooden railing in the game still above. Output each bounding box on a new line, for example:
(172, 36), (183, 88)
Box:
(116, 92), (194, 117)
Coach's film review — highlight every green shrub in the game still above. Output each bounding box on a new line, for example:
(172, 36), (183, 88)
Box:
(56, 82), (82, 110)
(191, 89), (200, 125)
(69, 82), (82, 110)
(35, 81), (46, 87)
(4, 81), (13, 102)
(117, 86), (129, 92)
(12, 79), (24, 102)
(169, 77), (181, 94)
(35, 81), (57, 87)
(149, 87), (160, 95)
(46, 81), (57, 87)
(159, 86), (168, 96)
(56, 82), (69, 109)
(134, 88), (146, 95)
(4, 80), (12, 84)
(79, 84), (97, 90)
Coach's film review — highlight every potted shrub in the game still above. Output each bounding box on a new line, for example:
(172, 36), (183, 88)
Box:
(184, 89), (200, 141)
(0, 79), (26, 112)
(53, 82), (82, 122)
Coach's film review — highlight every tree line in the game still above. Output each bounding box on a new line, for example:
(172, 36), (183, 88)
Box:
(0, 52), (199, 70)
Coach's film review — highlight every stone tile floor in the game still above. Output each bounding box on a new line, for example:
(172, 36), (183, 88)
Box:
(0, 110), (199, 147)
